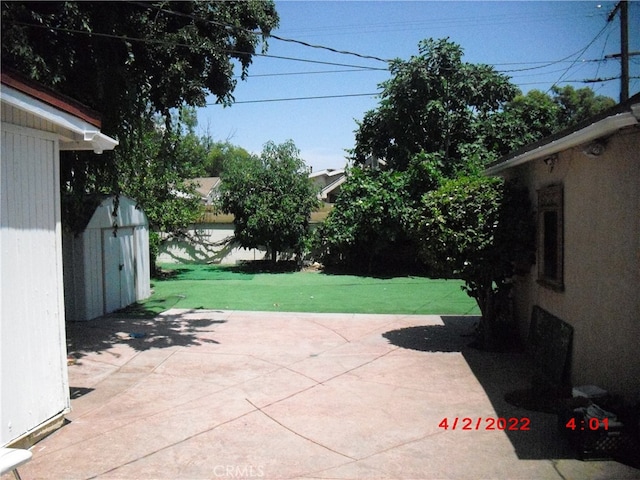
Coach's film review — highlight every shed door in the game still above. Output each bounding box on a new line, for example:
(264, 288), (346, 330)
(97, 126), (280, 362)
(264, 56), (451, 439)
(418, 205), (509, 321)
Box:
(103, 228), (135, 313)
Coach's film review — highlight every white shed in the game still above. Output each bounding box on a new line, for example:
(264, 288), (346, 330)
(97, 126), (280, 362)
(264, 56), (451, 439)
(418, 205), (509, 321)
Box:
(63, 196), (151, 322)
(1, 71), (118, 446)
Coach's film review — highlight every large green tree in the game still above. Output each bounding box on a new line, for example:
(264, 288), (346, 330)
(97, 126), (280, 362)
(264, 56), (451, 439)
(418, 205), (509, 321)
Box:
(352, 38), (517, 174)
(325, 38), (616, 275)
(220, 140), (319, 263)
(322, 38), (518, 273)
(483, 86), (617, 156)
(412, 176), (535, 350)
(552, 85), (616, 128)
(482, 89), (561, 156)
(2, 1), (279, 268)
(201, 140), (253, 177)
(313, 167), (415, 273)
(1, 1), (279, 129)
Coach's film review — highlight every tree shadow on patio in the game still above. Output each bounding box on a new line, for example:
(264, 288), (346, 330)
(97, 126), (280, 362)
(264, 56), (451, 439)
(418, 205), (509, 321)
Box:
(382, 315), (576, 461)
(66, 309), (227, 362)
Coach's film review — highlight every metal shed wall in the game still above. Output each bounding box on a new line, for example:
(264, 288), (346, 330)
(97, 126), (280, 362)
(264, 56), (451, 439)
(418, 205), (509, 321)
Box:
(63, 196), (151, 322)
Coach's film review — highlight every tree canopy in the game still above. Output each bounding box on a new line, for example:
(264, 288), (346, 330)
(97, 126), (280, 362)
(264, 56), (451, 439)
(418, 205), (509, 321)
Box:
(201, 140), (253, 177)
(2, 1), (279, 271)
(1, 1), (279, 132)
(351, 38), (518, 174)
(552, 85), (617, 128)
(220, 140), (319, 262)
(411, 176), (535, 349)
(483, 86), (617, 156)
(313, 167), (414, 273)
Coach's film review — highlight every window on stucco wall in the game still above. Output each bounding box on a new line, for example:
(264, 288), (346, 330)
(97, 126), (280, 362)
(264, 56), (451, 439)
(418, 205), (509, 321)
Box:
(537, 184), (564, 291)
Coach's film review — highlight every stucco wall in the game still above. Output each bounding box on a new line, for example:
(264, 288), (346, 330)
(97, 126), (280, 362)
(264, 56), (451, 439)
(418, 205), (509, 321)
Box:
(504, 127), (640, 400)
(158, 224), (268, 265)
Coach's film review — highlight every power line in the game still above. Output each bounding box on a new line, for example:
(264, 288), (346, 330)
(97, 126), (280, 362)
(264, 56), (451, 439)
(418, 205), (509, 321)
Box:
(518, 76), (640, 86)
(547, 21), (614, 93)
(582, 75), (639, 83)
(125, 1), (392, 63)
(506, 65), (597, 79)
(241, 59), (611, 80)
(278, 11), (607, 38)
(501, 38), (612, 74)
(238, 68), (385, 79)
(216, 73), (640, 104)
(593, 27), (616, 82)
(249, 53), (384, 70)
(9, 21), (385, 71)
(207, 93), (379, 105)
(266, 34), (391, 63)
(493, 58), (606, 66)
(10, 17), (625, 81)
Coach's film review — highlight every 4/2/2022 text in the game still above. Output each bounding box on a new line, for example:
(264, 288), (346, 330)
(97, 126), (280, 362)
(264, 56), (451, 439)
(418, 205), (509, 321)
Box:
(439, 417), (531, 431)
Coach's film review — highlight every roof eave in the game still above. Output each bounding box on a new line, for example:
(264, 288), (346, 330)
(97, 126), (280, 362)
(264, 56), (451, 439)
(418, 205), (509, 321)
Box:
(60, 131), (119, 154)
(485, 94), (640, 176)
(485, 111), (639, 176)
(1, 83), (118, 154)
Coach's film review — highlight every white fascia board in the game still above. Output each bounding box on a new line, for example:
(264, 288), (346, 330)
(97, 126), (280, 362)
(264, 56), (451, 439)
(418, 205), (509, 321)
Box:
(0, 84), (118, 153)
(484, 111), (639, 176)
(61, 131), (119, 154)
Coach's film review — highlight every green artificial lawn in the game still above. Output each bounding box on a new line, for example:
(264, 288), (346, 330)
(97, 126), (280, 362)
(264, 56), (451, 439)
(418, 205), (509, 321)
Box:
(130, 263), (480, 316)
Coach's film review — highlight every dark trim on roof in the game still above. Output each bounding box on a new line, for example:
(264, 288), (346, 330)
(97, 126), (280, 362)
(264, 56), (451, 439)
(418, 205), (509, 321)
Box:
(486, 92), (640, 171)
(1, 69), (102, 128)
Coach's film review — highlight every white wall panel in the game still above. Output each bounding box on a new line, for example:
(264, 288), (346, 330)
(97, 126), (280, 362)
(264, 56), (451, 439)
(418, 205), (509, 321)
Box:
(135, 226), (151, 299)
(1, 124), (70, 445)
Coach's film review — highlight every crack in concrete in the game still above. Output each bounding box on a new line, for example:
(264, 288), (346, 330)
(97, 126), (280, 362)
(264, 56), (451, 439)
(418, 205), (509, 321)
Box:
(245, 398), (356, 462)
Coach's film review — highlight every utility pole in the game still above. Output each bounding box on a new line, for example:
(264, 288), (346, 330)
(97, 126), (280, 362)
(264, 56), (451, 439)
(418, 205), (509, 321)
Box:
(608, 0), (629, 102)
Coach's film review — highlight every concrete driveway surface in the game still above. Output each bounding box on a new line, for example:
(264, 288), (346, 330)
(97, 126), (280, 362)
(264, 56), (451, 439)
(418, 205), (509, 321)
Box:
(8, 309), (639, 480)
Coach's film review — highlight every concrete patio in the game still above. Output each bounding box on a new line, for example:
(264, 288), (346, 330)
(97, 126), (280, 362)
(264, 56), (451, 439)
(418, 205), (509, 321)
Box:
(8, 310), (640, 479)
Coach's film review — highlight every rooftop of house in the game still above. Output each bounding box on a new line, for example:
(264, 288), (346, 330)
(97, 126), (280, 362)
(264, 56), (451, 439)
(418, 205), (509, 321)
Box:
(1, 69), (103, 128)
(189, 177), (221, 198)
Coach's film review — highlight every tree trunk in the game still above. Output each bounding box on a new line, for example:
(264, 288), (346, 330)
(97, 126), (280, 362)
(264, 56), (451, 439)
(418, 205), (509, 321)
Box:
(475, 283), (514, 351)
(474, 282), (498, 350)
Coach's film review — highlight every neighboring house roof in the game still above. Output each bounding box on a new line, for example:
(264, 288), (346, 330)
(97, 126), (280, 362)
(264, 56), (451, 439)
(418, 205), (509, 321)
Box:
(0, 70), (118, 153)
(309, 168), (345, 181)
(191, 170), (346, 204)
(309, 168), (346, 202)
(318, 174), (347, 201)
(190, 177), (221, 200)
(485, 93), (640, 176)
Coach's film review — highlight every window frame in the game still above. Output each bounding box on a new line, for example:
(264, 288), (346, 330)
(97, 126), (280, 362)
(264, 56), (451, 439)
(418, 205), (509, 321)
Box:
(537, 184), (564, 291)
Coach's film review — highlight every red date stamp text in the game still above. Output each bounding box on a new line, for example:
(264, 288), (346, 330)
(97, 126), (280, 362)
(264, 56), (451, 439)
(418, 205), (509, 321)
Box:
(439, 417), (530, 431)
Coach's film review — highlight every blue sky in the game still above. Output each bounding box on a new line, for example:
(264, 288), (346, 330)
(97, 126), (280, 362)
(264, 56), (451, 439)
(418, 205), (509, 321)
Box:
(197, 1), (639, 172)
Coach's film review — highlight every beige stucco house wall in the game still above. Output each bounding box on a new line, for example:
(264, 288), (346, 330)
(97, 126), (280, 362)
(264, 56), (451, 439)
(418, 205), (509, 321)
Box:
(485, 94), (640, 401)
